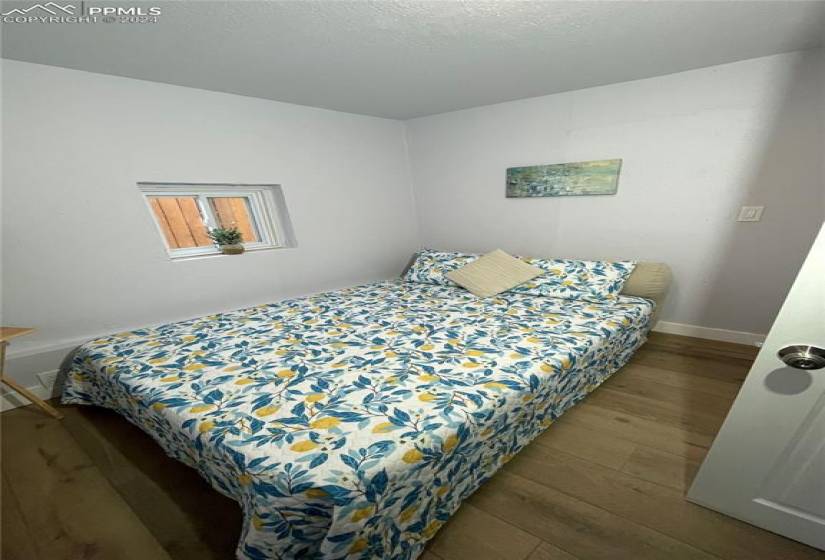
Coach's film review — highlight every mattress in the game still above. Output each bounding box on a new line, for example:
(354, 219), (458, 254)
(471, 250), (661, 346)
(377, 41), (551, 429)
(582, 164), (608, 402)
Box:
(61, 280), (654, 559)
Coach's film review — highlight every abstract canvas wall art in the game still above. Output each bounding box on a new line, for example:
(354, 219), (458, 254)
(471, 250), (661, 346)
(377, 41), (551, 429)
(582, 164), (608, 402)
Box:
(506, 159), (622, 198)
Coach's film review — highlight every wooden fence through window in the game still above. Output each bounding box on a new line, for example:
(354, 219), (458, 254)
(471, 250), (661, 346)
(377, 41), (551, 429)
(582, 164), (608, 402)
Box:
(148, 196), (258, 249)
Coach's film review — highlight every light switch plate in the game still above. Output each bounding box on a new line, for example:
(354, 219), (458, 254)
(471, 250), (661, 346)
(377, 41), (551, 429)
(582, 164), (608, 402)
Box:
(737, 206), (764, 222)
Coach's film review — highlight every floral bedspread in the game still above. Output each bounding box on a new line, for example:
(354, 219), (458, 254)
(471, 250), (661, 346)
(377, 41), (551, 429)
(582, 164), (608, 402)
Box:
(62, 280), (653, 559)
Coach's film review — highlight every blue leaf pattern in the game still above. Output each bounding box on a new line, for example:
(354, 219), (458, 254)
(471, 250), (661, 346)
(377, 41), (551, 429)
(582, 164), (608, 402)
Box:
(62, 280), (653, 559)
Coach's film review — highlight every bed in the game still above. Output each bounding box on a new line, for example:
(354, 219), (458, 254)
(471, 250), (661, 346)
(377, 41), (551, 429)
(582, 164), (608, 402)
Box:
(61, 264), (663, 559)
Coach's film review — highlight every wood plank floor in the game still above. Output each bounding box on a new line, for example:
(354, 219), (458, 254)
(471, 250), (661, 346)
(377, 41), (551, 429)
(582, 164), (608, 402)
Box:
(2, 333), (822, 560)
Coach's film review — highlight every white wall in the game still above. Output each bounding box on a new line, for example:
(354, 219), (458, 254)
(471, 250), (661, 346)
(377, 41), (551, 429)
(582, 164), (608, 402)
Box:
(405, 50), (825, 335)
(3, 50), (824, 390)
(1, 60), (419, 387)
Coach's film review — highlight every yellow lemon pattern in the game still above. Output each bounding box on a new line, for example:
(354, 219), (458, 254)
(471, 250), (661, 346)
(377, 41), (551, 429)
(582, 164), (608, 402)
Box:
(442, 434), (459, 453)
(290, 440), (319, 452)
(254, 405), (280, 417)
(197, 420), (215, 433)
(309, 417), (341, 430)
(62, 276), (652, 560)
(402, 448), (424, 464)
(370, 422), (395, 434)
(351, 506), (373, 522)
(190, 403), (216, 414)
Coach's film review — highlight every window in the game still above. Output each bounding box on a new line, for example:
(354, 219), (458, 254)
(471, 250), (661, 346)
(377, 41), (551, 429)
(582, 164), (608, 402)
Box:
(139, 183), (288, 259)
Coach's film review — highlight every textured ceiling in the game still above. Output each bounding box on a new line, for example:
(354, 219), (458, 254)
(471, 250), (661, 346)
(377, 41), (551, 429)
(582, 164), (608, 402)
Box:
(2, 1), (824, 119)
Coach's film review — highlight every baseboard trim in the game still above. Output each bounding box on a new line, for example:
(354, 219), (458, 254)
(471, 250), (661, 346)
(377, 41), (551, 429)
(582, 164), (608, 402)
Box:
(653, 321), (765, 346)
(1, 374), (58, 412)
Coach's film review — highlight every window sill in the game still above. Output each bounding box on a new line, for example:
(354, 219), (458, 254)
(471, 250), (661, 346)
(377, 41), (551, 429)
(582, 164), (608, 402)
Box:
(169, 245), (285, 262)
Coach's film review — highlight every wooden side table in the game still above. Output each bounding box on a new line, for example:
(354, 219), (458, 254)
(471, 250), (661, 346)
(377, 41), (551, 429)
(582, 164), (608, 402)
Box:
(1, 327), (63, 419)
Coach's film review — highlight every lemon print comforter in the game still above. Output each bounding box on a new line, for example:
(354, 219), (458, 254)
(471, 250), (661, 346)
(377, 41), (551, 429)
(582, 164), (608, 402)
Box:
(62, 280), (653, 559)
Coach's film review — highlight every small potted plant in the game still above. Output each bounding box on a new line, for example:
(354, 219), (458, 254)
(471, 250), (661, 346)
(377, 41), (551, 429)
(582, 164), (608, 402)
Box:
(208, 226), (245, 255)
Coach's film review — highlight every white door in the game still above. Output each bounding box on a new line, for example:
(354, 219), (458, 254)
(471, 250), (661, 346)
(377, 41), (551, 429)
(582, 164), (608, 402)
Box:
(688, 221), (825, 550)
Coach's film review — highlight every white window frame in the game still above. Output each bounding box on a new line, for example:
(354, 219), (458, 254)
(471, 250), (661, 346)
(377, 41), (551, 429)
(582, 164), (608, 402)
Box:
(138, 183), (285, 259)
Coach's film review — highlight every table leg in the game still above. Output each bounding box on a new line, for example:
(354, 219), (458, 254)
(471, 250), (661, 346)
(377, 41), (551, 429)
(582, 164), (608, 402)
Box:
(0, 341), (63, 420)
